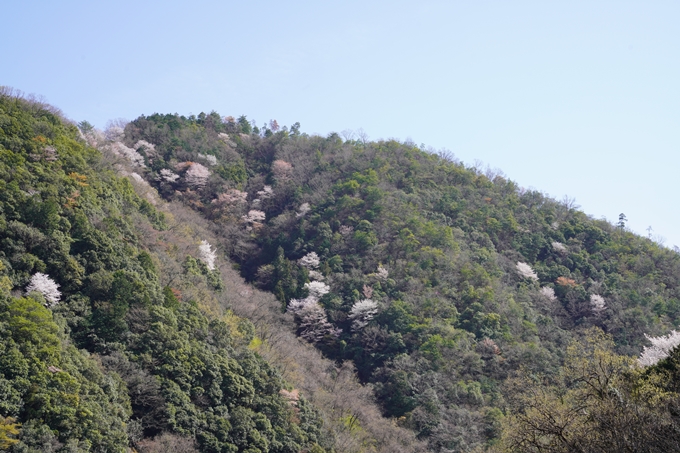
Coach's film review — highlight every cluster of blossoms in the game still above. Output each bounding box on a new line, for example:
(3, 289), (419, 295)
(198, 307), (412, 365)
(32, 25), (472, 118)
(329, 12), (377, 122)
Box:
(540, 286), (557, 301)
(105, 125), (125, 141)
(257, 185), (274, 199)
(159, 168), (180, 183)
(199, 240), (217, 271)
(25, 272), (61, 307)
(184, 162), (211, 189)
(272, 160), (293, 181)
(30, 145), (58, 162)
(251, 186), (274, 208)
(130, 173), (145, 184)
(551, 241), (567, 254)
(375, 265), (389, 281)
(296, 203), (311, 218)
(288, 295), (340, 342)
(298, 252), (320, 270)
(516, 262), (539, 281)
(242, 210), (266, 224)
(134, 140), (157, 164)
(305, 281), (330, 299)
(348, 299), (378, 332)
(198, 153), (218, 166)
(338, 225), (354, 236)
(218, 132), (237, 147)
(212, 189), (248, 206)
(108, 142), (146, 167)
(590, 294), (606, 314)
(639, 330), (680, 366)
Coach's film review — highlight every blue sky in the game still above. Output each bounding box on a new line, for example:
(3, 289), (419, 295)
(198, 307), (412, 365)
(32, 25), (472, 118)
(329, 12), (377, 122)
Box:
(3, 1), (679, 246)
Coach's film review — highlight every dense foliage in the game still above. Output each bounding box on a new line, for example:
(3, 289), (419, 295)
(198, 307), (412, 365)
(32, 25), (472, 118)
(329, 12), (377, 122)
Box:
(3, 88), (680, 452)
(121, 111), (680, 451)
(0, 90), (330, 452)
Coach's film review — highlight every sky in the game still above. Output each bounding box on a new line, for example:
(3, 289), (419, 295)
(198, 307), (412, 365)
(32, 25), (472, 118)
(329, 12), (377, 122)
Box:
(3, 0), (679, 246)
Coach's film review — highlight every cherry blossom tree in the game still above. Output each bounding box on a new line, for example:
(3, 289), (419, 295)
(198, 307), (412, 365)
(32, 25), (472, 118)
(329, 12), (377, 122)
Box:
(296, 203), (310, 218)
(516, 262), (538, 281)
(212, 189), (248, 206)
(184, 163), (210, 189)
(257, 185), (274, 199)
(551, 241), (567, 254)
(349, 299), (378, 331)
(305, 281), (330, 298)
(108, 142), (146, 167)
(375, 265), (389, 281)
(272, 160), (293, 181)
(539, 286), (557, 301)
(25, 272), (61, 307)
(288, 296), (340, 342)
(638, 330), (680, 366)
(242, 210), (266, 223)
(298, 252), (320, 270)
(198, 153), (217, 166)
(199, 240), (216, 271)
(159, 168), (180, 183)
(590, 294), (606, 314)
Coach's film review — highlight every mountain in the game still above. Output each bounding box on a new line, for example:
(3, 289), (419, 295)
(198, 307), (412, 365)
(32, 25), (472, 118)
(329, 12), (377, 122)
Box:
(1, 88), (680, 452)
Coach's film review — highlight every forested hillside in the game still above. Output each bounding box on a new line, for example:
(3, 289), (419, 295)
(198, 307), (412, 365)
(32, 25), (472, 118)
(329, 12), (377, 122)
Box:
(0, 89), (428, 453)
(2, 87), (680, 453)
(119, 111), (680, 452)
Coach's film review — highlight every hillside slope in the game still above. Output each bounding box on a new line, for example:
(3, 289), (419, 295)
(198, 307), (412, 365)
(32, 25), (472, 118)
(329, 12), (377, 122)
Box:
(0, 89), (427, 452)
(120, 112), (680, 451)
(2, 89), (679, 452)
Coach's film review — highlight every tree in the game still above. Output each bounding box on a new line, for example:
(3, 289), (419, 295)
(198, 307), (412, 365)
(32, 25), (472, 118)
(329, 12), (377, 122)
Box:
(516, 262), (538, 281)
(0, 417), (20, 450)
(199, 240), (217, 271)
(298, 252), (320, 270)
(288, 297), (340, 342)
(25, 272), (61, 307)
(185, 162), (210, 189)
(304, 281), (330, 299)
(638, 330), (680, 366)
(500, 329), (679, 453)
(349, 299), (378, 331)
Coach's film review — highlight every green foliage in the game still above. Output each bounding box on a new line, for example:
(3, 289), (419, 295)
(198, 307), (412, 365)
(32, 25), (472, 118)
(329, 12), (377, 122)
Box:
(121, 109), (680, 452)
(0, 91), (324, 453)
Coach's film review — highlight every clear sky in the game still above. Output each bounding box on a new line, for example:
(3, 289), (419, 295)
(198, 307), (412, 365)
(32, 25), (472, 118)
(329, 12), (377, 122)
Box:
(3, 1), (679, 247)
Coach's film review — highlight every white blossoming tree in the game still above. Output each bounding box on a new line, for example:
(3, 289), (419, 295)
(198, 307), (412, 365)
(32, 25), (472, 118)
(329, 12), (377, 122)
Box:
(185, 162), (210, 189)
(212, 189), (248, 206)
(257, 185), (274, 199)
(242, 210), (266, 223)
(272, 159), (293, 181)
(590, 294), (606, 314)
(108, 142), (146, 167)
(199, 240), (216, 271)
(198, 153), (218, 166)
(375, 265), (389, 281)
(288, 296), (340, 342)
(298, 252), (320, 270)
(296, 202), (311, 218)
(551, 241), (567, 254)
(25, 272), (61, 307)
(638, 330), (680, 366)
(539, 286), (557, 301)
(348, 299), (379, 331)
(305, 281), (330, 299)
(516, 262), (539, 281)
(159, 168), (180, 183)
